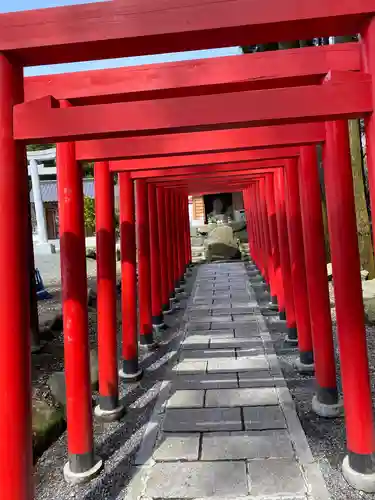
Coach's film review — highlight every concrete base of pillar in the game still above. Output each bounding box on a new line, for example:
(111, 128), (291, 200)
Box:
(286, 327), (298, 344)
(279, 311), (287, 321)
(34, 242), (56, 255)
(119, 367), (144, 382)
(94, 404), (126, 423)
(342, 456), (375, 493)
(153, 323), (166, 334)
(294, 358), (315, 374)
(63, 457), (103, 485)
(312, 395), (343, 418)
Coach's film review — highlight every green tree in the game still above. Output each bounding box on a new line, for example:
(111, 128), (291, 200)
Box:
(83, 196), (96, 233)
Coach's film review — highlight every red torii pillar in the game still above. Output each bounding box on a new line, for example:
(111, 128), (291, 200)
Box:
(164, 190), (178, 310)
(156, 187), (173, 314)
(57, 100), (102, 482)
(0, 53), (33, 500)
(94, 161), (125, 421)
(298, 146), (341, 417)
(284, 158), (314, 371)
(135, 179), (157, 348)
(325, 120), (375, 490)
(274, 168), (297, 337)
(148, 183), (165, 331)
(118, 171), (143, 381)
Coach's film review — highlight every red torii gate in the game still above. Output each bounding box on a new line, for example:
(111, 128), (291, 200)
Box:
(2, 1), (375, 498)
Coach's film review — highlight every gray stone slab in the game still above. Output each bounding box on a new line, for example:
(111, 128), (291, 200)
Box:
(153, 434), (200, 461)
(162, 407), (242, 432)
(180, 349), (235, 360)
(166, 390), (205, 408)
(207, 356), (269, 373)
(145, 461), (248, 498)
(190, 316), (215, 323)
(186, 329), (234, 339)
(210, 337), (264, 349)
(211, 322), (236, 330)
(172, 360), (207, 375)
(248, 459), (306, 496)
(205, 387), (278, 407)
(230, 301), (258, 307)
(243, 406), (286, 430)
(182, 336), (210, 349)
(188, 323), (211, 332)
(234, 327), (260, 338)
(172, 373), (238, 390)
(201, 431), (294, 460)
(236, 347), (266, 357)
(238, 371), (281, 388)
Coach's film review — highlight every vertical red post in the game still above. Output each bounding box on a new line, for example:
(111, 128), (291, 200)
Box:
(0, 53), (33, 500)
(57, 100), (102, 482)
(164, 190), (177, 309)
(248, 183), (262, 270)
(254, 183), (267, 279)
(135, 179), (156, 348)
(148, 183), (165, 331)
(325, 121), (375, 489)
(265, 174), (283, 309)
(176, 193), (186, 286)
(298, 146), (341, 416)
(94, 161), (124, 421)
(157, 187), (172, 313)
(172, 191), (183, 292)
(284, 158), (314, 370)
(274, 169), (297, 336)
(118, 170), (143, 381)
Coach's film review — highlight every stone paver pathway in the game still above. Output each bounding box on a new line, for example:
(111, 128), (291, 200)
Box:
(130, 262), (331, 499)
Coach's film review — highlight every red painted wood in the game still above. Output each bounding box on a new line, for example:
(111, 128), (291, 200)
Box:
(0, 54), (33, 500)
(118, 170), (140, 372)
(56, 102), (95, 467)
(148, 184), (163, 324)
(76, 124), (325, 161)
(141, 162), (282, 180)
(324, 121), (374, 456)
(95, 161), (120, 410)
(110, 148), (299, 172)
(14, 81), (371, 142)
(0, 0), (372, 66)
(298, 146), (337, 392)
(24, 43), (360, 105)
(148, 167), (282, 184)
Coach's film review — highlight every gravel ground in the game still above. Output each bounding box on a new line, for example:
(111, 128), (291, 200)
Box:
(34, 268), (196, 500)
(263, 280), (375, 500)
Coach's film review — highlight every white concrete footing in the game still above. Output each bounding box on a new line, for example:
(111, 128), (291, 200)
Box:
(94, 404), (126, 422)
(63, 457), (103, 485)
(294, 358), (315, 374)
(312, 395), (343, 418)
(119, 368), (143, 382)
(342, 455), (375, 493)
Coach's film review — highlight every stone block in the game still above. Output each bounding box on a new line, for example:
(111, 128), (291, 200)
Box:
(153, 434), (200, 461)
(238, 371), (277, 388)
(172, 373), (238, 390)
(145, 461), (248, 498)
(210, 315), (233, 323)
(243, 406), (286, 430)
(234, 327), (260, 338)
(207, 356), (269, 373)
(172, 360), (207, 375)
(162, 408), (242, 432)
(180, 349), (235, 360)
(205, 387), (278, 407)
(210, 337), (264, 349)
(181, 336), (210, 349)
(210, 322), (236, 330)
(247, 459), (305, 496)
(201, 431), (294, 460)
(186, 329), (234, 338)
(166, 390), (205, 409)
(188, 323), (211, 332)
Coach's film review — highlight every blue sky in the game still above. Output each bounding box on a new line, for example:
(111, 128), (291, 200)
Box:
(0, 0), (241, 76)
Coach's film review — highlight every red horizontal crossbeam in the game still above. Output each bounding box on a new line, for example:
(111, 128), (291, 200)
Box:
(126, 160), (283, 178)
(1, 0), (373, 66)
(15, 81), (371, 143)
(77, 124), (323, 162)
(24, 43), (360, 105)
(109, 147), (299, 172)
(151, 168), (278, 185)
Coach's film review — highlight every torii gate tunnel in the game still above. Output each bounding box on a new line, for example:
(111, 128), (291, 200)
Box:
(3, 1), (375, 498)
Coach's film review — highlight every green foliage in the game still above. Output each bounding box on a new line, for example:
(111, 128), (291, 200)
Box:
(27, 143), (55, 151)
(83, 196), (96, 232)
(82, 161), (94, 177)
